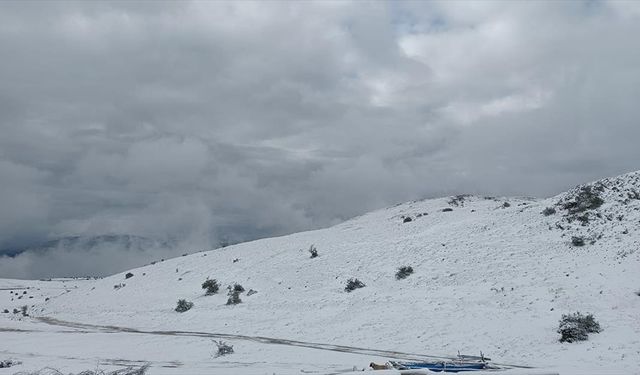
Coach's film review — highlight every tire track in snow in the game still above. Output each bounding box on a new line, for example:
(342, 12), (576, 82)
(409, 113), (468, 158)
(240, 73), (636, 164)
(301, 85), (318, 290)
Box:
(34, 316), (532, 369)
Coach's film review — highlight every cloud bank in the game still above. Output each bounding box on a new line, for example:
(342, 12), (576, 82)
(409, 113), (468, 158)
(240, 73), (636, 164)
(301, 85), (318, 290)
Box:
(1, 1), (640, 278)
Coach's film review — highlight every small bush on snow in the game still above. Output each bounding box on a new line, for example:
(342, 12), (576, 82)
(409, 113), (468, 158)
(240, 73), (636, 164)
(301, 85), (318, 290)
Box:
(571, 236), (586, 247)
(202, 279), (220, 295)
(542, 207), (556, 216)
(396, 266), (414, 280)
(447, 195), (467, 207)
(226, 291), (242, 305)
(561, 185), (604, 214)
(175, 299), (194, 312)
(308, 244), (318, 258)
(226, 283), (245, 305)
(0, 359), (21, 369)
(125, 272), (134, 279)
(345, 278), (365, 292)
(213, 340), (234, 356)
(228, 283), (245, 293)
(557, 312), (601, 343)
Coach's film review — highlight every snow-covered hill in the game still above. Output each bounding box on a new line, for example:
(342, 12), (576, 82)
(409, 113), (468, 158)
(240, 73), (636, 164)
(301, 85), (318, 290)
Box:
(3, 171), (640, 374)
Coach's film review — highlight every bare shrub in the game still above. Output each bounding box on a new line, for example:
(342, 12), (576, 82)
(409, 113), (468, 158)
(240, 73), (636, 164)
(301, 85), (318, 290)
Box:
(561, 186), (604, 214)
(226, 283), (245, 305)
(175, 299), (194, 312)
(228, 283), (245, 293)
(226, 292), (242, 305)
(571, 236), (585, 247)
(558, 312), (601, 343)
(447, 195), (468, 207)
(202, 279), (220, 295)
(0, 359), (20, 368)
(308, 245), (318, 258)
(213, 340), (234, 356)
(345, 278), (365, 292)
(395, 266), (414, 280)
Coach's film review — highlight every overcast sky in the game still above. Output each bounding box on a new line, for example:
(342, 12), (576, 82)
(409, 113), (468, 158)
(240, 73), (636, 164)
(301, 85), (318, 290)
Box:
(1, 1), (640, 279)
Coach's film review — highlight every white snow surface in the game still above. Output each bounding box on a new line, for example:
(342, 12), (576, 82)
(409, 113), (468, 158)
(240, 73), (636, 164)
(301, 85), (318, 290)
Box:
(2, 171), (640, 374)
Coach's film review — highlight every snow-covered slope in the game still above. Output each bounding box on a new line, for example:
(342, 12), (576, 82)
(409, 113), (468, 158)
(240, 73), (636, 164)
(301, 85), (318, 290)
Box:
(9, 171), (640, 374)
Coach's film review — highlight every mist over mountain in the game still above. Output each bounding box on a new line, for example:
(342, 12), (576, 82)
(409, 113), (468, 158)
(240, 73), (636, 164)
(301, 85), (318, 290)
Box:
(0, 234), (182, 279)
(2, 1), (640, 280)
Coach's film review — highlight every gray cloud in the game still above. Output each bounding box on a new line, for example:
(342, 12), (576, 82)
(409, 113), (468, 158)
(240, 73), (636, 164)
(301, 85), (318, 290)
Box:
(1, 1), (640, 278)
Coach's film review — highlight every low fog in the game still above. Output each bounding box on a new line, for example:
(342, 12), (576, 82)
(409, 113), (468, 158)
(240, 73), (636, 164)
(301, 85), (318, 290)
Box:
(1, 1), (640, 278)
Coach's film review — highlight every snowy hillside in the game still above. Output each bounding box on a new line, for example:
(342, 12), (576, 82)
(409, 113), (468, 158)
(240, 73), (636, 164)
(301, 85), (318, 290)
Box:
(3, 171), (640, 374)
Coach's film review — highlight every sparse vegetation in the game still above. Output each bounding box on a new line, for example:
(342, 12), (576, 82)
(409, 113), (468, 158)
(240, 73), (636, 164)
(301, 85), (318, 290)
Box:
(542, 207), (556, 216)
(229, 283), (245, 293)
(403, 217), (412, 223)
(576, 213), (590, 225)
(502, 202), (511, 208)
(175, 299), (194, 312)
(442, 208), (453, 212)
(571, 236), (585, 247)
(213, 340), (234, 356)
(447, 194), (468, 207)
(226, 283), (245, 305)
(14, 364), (148, 374)
(561, 186), (604, 214)
(308, 244), (318, 258)
(226, 291), (242, 305)
(395, 266), (414, 280)
(558, 312), (601, 343)
(202, 279), (220, 295)
(345, 278), (365, 292)
(21, 305), (28, 317)
(0, 359), (20, 369)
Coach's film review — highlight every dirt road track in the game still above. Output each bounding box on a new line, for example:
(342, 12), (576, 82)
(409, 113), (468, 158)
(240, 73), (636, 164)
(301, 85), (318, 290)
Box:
(33, 316), (531, 369)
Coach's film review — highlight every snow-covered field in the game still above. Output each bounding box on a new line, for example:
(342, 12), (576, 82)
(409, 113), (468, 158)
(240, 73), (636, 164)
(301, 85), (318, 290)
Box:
(2, 171), (640, 374)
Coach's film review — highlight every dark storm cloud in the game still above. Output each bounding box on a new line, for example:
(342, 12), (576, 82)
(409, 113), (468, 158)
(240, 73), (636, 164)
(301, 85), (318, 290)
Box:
(1, 1), (640, 278)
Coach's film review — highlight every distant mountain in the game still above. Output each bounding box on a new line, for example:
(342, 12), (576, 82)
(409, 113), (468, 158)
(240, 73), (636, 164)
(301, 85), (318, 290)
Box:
(1, 234), (176, 258)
